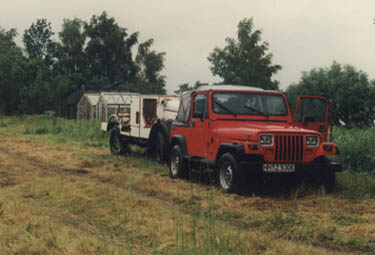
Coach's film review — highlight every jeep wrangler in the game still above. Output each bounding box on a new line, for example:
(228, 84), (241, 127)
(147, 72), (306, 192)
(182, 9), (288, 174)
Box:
(168, 85), (341, 193)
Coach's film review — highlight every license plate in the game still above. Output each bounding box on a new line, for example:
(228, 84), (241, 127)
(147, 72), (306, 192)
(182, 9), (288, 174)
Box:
(263, 163), (295, 173)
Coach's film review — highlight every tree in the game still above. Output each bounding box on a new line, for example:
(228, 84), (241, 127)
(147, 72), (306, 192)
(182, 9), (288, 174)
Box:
(0, 27), (29, 114)
(135, 39), (166, 94)
(174, 81), (208, 95)
(1, 12), (170, 116)
(285, 62), (375, 127)
(54, 18), (87, 114)
(56, 18), (87, 77)
(0, 27), (18, 49)
(84, 11), (138, 90)
(22, 19), (56, 66)
(207, 18), (281, 90)
(19, 58), (54, 114)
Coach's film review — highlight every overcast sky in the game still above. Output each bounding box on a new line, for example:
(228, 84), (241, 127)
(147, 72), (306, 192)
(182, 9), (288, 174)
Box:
(1, 0), (375, 93)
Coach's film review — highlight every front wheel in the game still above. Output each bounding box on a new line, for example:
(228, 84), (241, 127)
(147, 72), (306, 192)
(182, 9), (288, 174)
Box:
(217, 153), (239, 193)
(109, 126), (129, 155)
(169, 144), (187, 179)
(322, 171), (335, 193)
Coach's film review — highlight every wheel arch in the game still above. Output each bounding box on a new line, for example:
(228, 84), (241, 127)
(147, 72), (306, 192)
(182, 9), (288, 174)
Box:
(170, 134), (188, 157)
(149, 120), (171, 146)
(106, 114), (120, 132)
(149, 120), (171, 140)
(215, 143), (245, 165)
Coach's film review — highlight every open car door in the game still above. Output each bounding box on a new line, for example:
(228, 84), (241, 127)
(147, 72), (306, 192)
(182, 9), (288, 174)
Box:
(293, 96), (329, 142)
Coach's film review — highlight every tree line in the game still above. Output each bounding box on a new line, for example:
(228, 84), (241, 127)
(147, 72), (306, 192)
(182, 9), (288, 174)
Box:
(0, 14), (374, 127)
(0, 12), (166, 116)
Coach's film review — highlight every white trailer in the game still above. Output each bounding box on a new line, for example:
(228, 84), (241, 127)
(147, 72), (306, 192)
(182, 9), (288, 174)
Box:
(102, 93), (180, 162)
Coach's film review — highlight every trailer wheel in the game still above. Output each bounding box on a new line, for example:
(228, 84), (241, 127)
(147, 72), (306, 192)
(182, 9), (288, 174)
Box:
(155, 132), (167, 163)
(109, 126), (128, 155)
(217, 153), (239, 193)
(169, 144), (187, 179)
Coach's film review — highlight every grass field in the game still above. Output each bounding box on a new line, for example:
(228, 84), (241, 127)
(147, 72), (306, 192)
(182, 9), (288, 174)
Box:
(0, 116), (374, 254)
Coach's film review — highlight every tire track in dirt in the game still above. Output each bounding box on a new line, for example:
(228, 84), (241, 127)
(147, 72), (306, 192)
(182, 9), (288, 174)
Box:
(0, 144), (365, 255)
(0, 145), (154, 254)
(0, 145), (181, 212)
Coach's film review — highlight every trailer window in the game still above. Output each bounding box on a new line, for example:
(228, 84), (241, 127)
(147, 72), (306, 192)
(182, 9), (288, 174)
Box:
(143, 99), (157, 126)
(120, 105), (130, 114)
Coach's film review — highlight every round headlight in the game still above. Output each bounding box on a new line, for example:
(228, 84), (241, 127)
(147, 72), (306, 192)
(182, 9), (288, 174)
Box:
(259, 134), (273, 146)
(306, 135), (319, 147)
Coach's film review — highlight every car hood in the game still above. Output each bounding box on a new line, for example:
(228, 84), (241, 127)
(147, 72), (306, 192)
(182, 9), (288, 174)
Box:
(213, 121), (319, 141)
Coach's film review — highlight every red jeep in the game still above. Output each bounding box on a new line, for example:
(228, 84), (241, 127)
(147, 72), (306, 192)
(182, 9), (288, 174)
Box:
(168, 85), (341, 193)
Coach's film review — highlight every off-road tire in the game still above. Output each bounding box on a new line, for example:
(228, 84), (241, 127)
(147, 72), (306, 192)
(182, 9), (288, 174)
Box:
(310, 157), (336, 193)
(155, 131), (167, 163)
(217, 153), (239, 193)
(322, 171), (335, 193)
(109, 126), (128, 155)
(169, 144), (187, 179)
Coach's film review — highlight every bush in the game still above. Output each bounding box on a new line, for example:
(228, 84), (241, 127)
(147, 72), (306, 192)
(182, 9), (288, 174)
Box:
(333, 127), (375, 173)
(336, 171), (375, 199)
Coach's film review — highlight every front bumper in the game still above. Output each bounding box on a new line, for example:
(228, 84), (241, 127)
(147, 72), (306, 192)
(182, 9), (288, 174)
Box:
(240, 161), (342, 174)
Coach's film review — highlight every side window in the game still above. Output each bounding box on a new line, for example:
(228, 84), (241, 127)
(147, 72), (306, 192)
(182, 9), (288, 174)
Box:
(296, 98), (326, 122)
(176, 93), (192, 124)
(193, 94), (208, 119)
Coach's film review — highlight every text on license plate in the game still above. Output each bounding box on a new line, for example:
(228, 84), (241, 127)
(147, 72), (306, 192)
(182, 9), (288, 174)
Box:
(263, 163), (295, 173)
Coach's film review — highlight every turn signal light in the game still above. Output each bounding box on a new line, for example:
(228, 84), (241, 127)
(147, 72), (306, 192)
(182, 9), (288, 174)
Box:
(266, 149), (273, 154)
(248, 144), (259, 150)
(323, 145), (333, 152)
(306, 149), (313, 155)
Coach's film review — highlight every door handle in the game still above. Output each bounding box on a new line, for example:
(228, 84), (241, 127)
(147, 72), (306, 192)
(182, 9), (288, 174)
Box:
(192, 120), (195, 128)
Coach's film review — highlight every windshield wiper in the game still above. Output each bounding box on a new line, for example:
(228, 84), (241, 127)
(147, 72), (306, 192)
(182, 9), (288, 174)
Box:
(214, 100), (237, 117)
(244, 105), (269, 118)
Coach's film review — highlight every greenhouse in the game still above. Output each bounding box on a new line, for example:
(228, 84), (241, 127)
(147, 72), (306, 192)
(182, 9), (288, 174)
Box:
(97, 92), (136, 122)
(76, 93), (100, 120)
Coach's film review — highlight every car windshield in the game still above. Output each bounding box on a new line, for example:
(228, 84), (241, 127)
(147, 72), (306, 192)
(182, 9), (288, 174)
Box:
(212, 92), (288, 116)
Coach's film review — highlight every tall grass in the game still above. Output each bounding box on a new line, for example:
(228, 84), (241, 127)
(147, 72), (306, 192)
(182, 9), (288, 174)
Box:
(175, 189), (246, 255)
(22, 116), (108, 147)
(333, 127), (375, 173)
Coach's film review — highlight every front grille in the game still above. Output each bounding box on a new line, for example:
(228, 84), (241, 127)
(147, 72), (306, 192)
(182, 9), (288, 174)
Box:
(274, 135), (304, 162)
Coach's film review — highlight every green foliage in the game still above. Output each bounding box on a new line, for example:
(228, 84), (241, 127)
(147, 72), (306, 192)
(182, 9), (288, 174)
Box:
(22, 19), (56, 66)
(55, 18), (87, 77)
(84, 11), (138, 89)
(0, 27), (18, 49)
(207, 18), (281, 90)
(0, 27), (28, 115)
(135, 39), (166, 94)
(174, 81), (208, 95)
(23, 116), (108, 147)
(333, 127), (375, 173)
(286, 62), (375, 127)
(1, 12), (168, 116)
(19, 58), (54, 114)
